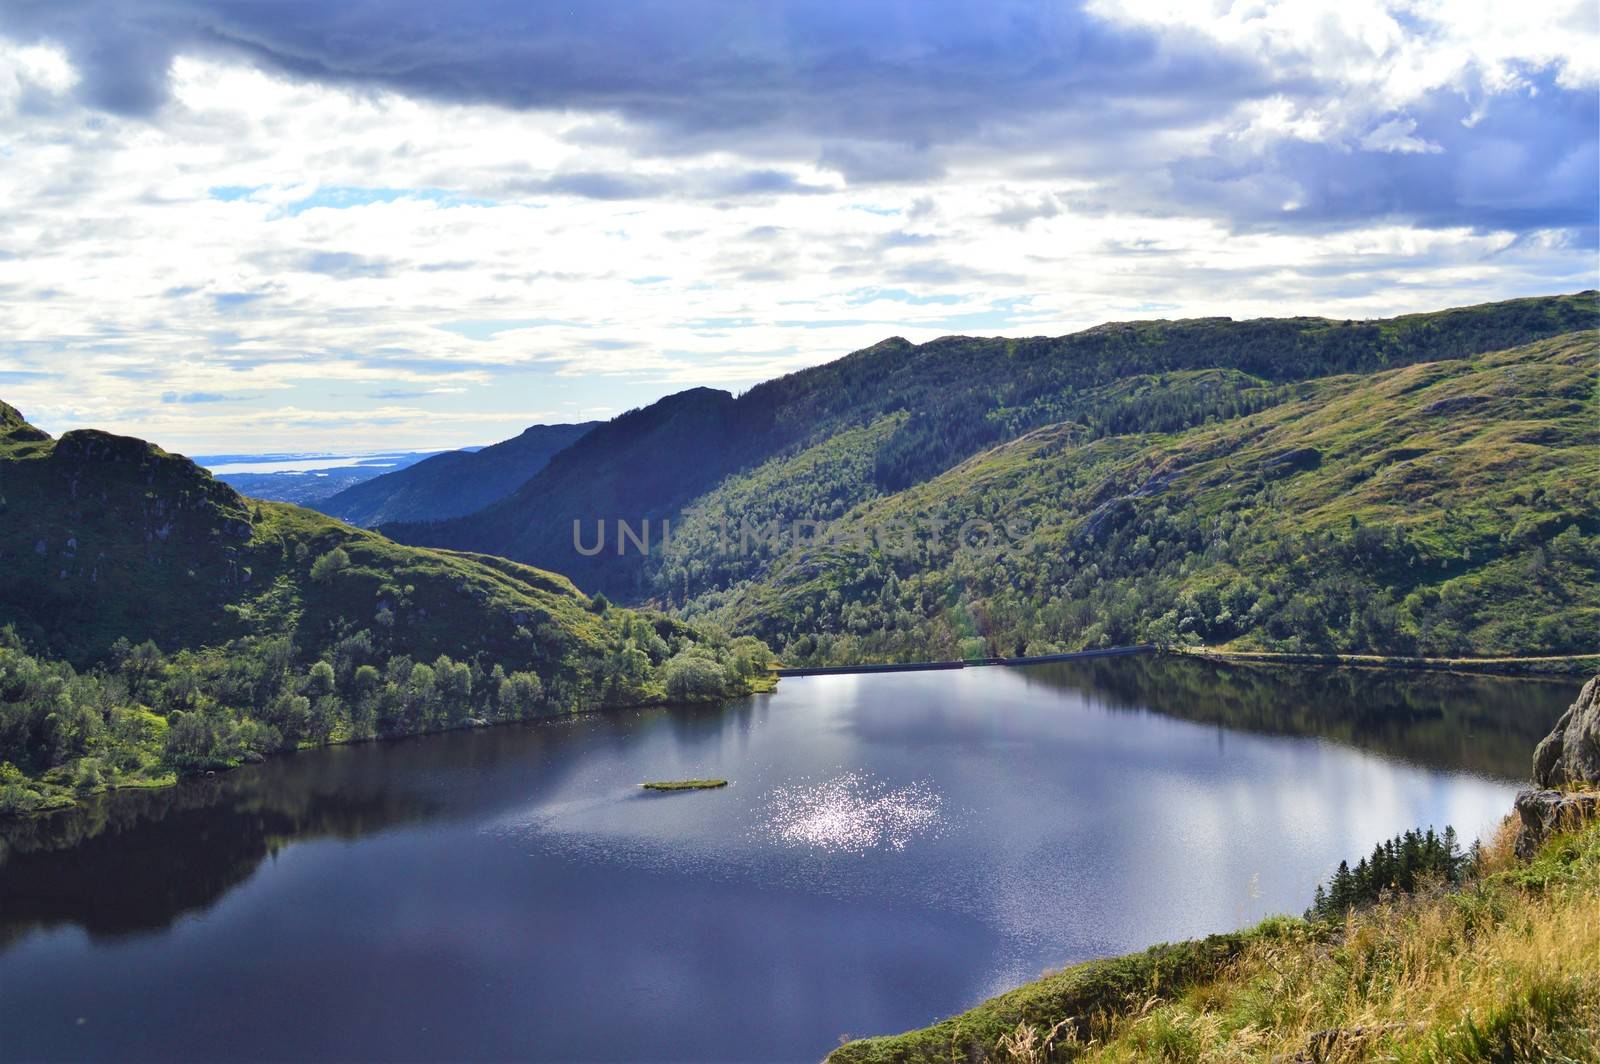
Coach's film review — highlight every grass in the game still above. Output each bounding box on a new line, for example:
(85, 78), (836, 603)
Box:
(709, 330), (1599, 665)
(828, 813), (1600, 1063)
(641, 778), (728, 790)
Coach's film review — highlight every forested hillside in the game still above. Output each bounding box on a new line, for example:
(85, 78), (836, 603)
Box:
(318, 420), (597, 526)
(383, 293), (1597, 661)
(0, 403), (771, 814)
(697, 332), (1598, 663)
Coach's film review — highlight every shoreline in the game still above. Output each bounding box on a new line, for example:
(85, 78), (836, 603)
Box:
(1177, 647), (1599, 677)
(774, 644), (1597, 678)
(0, 680), (779, 823)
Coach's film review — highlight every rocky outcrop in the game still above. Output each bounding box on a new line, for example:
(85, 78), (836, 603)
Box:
(1514, 675), (1600, 858)
(1514, 788), (1600, 860)
(1531, 675), (1600, 788)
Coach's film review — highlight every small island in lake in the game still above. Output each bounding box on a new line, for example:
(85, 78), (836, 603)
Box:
(642, 779), (729, 791)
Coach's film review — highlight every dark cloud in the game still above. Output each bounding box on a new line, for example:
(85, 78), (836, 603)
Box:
(0, 1), (1262, 151)
(1164, 68), (1599, 243)
(0, 1), (1591, 239)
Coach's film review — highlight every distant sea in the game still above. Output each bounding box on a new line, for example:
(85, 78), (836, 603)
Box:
(195, 449), (465, 475)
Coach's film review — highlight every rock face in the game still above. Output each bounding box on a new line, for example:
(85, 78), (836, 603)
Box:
(1532, 675), (1600, 788)
(1515, 674), (1600, 858)
(1514, 789), (1600, 860)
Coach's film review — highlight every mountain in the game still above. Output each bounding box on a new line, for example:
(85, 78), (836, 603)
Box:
(384, 292), (1598, 651)
(387, 388), (763, 596)
(0, 404), (772, 813)
(697, 330), (1598, 662)
(318, 421), (598, 527)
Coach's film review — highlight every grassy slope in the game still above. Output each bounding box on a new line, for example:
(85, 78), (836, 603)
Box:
(0, 410), (613, 672)
(704, 332), (1598, 663)
(828, 816), (1600, 1063)
(388, 293), (1598, 602)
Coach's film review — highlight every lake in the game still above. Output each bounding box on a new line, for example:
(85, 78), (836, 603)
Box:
(0, 657), (1573, 1062)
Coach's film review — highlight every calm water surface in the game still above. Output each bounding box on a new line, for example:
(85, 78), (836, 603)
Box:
(0, 658), (1572, 1062)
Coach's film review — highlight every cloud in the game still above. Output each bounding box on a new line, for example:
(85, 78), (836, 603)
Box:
(161, 391), (233, 403)
(502, 167), (833, 201)
(0, 1), (1251, 137)
(297, 251), (394, 279)
(0, 2), (1592, 455)
(989, 194), (1065, 229)
(1164, 69), (1598, 241)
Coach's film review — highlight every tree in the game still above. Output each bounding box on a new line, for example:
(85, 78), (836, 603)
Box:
(497, 671), (544, 719)
(310, 546), (351, 582)
(304, 660), (336, 698)
(661, 653), (726, 702)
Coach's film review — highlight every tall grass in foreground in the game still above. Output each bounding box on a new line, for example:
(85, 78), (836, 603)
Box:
(831, 816), (1600, 1063)
(1040, 825), (1599, 1063)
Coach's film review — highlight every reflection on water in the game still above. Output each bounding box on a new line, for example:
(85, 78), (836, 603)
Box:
(0, 658), (1575, 1063)
(757, 772), (946, 853)
(1019, 655), (1568, 780)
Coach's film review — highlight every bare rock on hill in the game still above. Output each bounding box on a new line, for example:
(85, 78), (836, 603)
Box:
(1514, 788), (1600, 860)
(1515, 674), (1600, 858)
(1532, 675), (1600, 788)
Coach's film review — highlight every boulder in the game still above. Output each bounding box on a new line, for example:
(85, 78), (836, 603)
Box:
(1514, 674), (1600, 858)
(1513, 788), (1600, 860)
(1531, 675), (1600, 788)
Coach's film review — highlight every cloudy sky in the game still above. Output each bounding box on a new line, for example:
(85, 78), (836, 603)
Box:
(1, 0), (1595, 455)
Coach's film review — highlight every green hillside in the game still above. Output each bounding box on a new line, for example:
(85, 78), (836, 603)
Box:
(387, 293), (1598, 602)
(0, 406), (772, 814)
(690, 330), (1599, 663)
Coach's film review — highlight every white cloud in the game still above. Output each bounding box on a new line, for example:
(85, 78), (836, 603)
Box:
(0, 6), (1593, 455)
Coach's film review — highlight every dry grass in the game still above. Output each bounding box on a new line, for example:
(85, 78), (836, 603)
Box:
(859, 819), (1600, 1064)
(1065, 824), (1600, 1064)
(1474, 814), (1522, 877)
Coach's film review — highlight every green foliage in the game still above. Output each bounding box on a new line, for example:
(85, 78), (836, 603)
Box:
(1309, 826), (1468, 920)
(0, 407), (775, 813)
(828, 924), (1300, 1063)
(661, 650), (732, 702)
(388, 292), (1597, 603)
(698, 331), (1598, 665)
(308, 546), (350, 581)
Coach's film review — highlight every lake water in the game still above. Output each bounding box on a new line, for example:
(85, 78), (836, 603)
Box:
(0, 658), (1573, 1062)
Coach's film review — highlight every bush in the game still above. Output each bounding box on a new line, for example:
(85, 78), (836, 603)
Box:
(662, 653), (727, 702)
(309, 547), (351, 582)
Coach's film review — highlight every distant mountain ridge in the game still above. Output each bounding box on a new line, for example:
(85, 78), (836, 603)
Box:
(317, 421), (598, 526)
(387, 388), (762, 595)
(385, 292), (1599, 615)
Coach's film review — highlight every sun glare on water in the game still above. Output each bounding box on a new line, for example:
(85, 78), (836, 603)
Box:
(758, 772), (945, 853)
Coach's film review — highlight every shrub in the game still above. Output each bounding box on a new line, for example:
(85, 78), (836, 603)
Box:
(309, 546), (351, 582)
